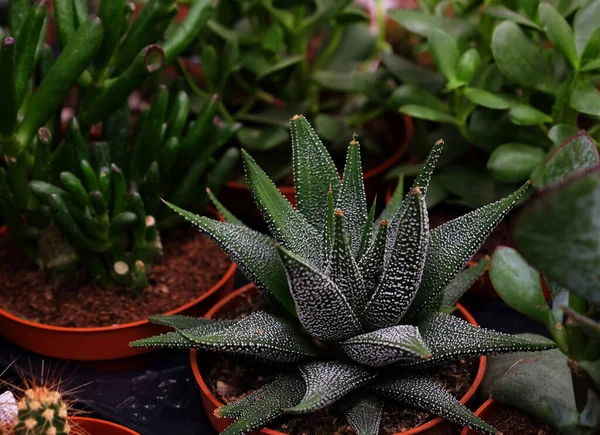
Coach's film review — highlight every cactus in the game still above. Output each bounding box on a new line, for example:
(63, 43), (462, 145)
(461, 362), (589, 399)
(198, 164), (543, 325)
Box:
(132, 116), (556, 435)
(12, 387), (70, 435)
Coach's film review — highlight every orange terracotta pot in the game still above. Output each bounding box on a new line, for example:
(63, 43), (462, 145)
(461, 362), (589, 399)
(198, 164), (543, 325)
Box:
(460, 399), (498, 435)
(222, 115), (413, 219)
(191, 284), (487, 435)
(0, 211), (237, 362)
(71, 417), (140, 435)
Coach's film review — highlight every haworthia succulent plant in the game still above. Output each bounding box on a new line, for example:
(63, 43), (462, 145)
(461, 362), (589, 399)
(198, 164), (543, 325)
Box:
(133, 115), (556, 434)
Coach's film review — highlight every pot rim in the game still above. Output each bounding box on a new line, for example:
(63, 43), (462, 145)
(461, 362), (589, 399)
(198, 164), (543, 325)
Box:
(192, 283), (487, 435)
(225, 114), (414, 194)
(459, 398), (496, 435)
(70, 416), (140, 434)
(0, 208), (237, 333)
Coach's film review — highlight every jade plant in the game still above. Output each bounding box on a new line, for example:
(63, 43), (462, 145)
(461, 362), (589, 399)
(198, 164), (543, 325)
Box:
(182, 0), (393, 182)
(489, 131), (600, 434)
(0, 0), (237, 293)
(132, 116), (555, 434)
(385, 0), (600, 208)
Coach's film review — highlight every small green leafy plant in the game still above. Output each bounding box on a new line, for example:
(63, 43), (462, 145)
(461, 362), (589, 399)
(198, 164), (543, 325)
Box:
(490, 131), (600, 434)
(132, 115), (555, 435)
(385, 0), (600, 208)
(0, 0), (237, 294)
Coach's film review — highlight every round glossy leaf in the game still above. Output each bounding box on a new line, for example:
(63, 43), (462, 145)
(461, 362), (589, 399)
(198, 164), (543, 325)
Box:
(464, 88), (514, 110)
(509, 105), (553, 126)
(400, 104), (457, 124)
(428, 28), (460, 85)
(487, 143), (545, 183)
(456, 49), (481, 85)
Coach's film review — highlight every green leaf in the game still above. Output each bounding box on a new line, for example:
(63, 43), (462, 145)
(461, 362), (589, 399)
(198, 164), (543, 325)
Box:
(400, 105), (458, 124)
(130, 320), (236, 349)
(314, 114), (347, 143)
(336, 141), (367, 255)
(484, 6), (541, 30)
(291, 115), (341, 233)
(539, 3), (579, 69)
(262, 23), (284, 53)
(357, 198), (377, 262)
(563, 307), (600, 339)
(341, 325), (431, 367)
(286, 361), (376, 414)
(358, 220), (387, 304)
(570, 75), (600, 116)
(334, 8), (370, 25)
(388, 9), (476, 38)
(581, 58), (600, 71)
(491, 21), (559, 95)
(372, 372), (498, 434)
(490, 247), (552, 324)
(548, 124), (581, 146)
(573, 0), (600, 58)
(276, 245), (362, 341)
(463, 88), (514, 110)
(378, 175), (404, 224)
(218, 374), (305, 435)
(242, 149), (323, 267)
(544, 131), (599, 185)
(514, 167), (600, 304)
(508, 105), (553, 126)
(428, 28), (460, 86)
(408, 182), (531, 317)
(456, 49), (481, 85)
(365, 189), (428, 328)
(162, 203), (295, 314)
(179, 311), (319, 362)
(403, 312), (555, 367)
(487, 143), (546, 183)
(344, 395), (383, 435)
(257, 55), (303, 79)
(206, 188), (244, 226)
(238, 126), (289, 151)
(148, 314), (232, 330)
(381, 52), (445, 93)
(442, 257), (490, 306)
(389, 85), (449, 113)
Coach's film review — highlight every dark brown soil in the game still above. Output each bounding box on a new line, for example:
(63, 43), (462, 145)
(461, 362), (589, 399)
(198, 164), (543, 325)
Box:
(486, 404), (556, 435)
(0, 227), (231, 327)
(200, 291), (479, 435)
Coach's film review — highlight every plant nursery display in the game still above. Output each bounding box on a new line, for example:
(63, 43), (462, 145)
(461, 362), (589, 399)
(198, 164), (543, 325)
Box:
(385, 0), (600, 208)
(488, 131), (600, 434)
(132, 116), (555, 434)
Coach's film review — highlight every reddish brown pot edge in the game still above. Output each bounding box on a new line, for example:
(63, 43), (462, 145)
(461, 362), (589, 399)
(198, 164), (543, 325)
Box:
(0, 210), (237, 362)
(71, 416), (140, 435)
(460, 399), (497, 435)
(191, 284), (487, 435)
(224, 114), (414, 208)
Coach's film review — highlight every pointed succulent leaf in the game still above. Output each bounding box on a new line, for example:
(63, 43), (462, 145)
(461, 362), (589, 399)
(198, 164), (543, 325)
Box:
(323, 186), (335, 256)
(358, 220), (388, 303)
(286, 361), (376, 414)
(163, 202), (295, 315)
(364, 188), (429, 328)
(327, 210), (366, 315)
(217, 374), (305, 435)
(408, 181), (530, 317)
(344, 394), (384, 435)
(378, 174), (403, 224)
(336, 140), (367, 255)
(277, 245), (362, 341)
(242, 149), (323, 268)
(206, 188), (244, 226)
(179, 311), (319, 363)
(442, 257), (490, 306)
(341, 324), (431, 367)
(291, 115), (341, 231)
(399, 312), (556, 367)
(358, 198), (377, 261)
(372, 372), (499, 435)
(130, 321), (235, 349)
(148, 314), (235, 330)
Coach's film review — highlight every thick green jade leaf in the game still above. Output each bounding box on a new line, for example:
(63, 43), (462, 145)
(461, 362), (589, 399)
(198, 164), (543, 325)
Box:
(344, 395), (384, 435)
(548, 125), (581, 147)
(372, 373), (499, 435)
(286, 361), (376, 414)
(336, 140), (367, 256)
(148, 314), (233, 330)
(574, 0), (600, 57)
(163, 202), (295, 315)
(365, 189), (428, 329)
(487, 143), (545, 183)
(277, 245), (362, 341)
(490, 247), (551, 324)
(408, 182), (530, 318)
(544, 131), (599, 186)
(428, 28), (460, 86)
(463, 88), (514, 110)
(328, 211), (366, 315)
(514, 168), (600, 304)
(341, 324), (431, 367)
(442, 257), (489, 306)
(291, 115), (341, 232)
(218, 374), (306, 435)
(179, 311), (319, 363)
(399, 312), (555, 367)
(491, 21), (558, 95)
(358, 220), (388, 304)
(539, 3), (579, 69)
(129, 322), (235, 349)
(242, 150), (323, 268)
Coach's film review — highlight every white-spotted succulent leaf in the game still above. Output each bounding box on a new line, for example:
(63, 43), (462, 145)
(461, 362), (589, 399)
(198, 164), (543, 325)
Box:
(341, 325), (431, 366)
(286, 361), (376, 414)
(134, 117), (557, 435)
(291, 115), (341, 231)
(372, 372), (499, 435)
(148, 314), (226, 330)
